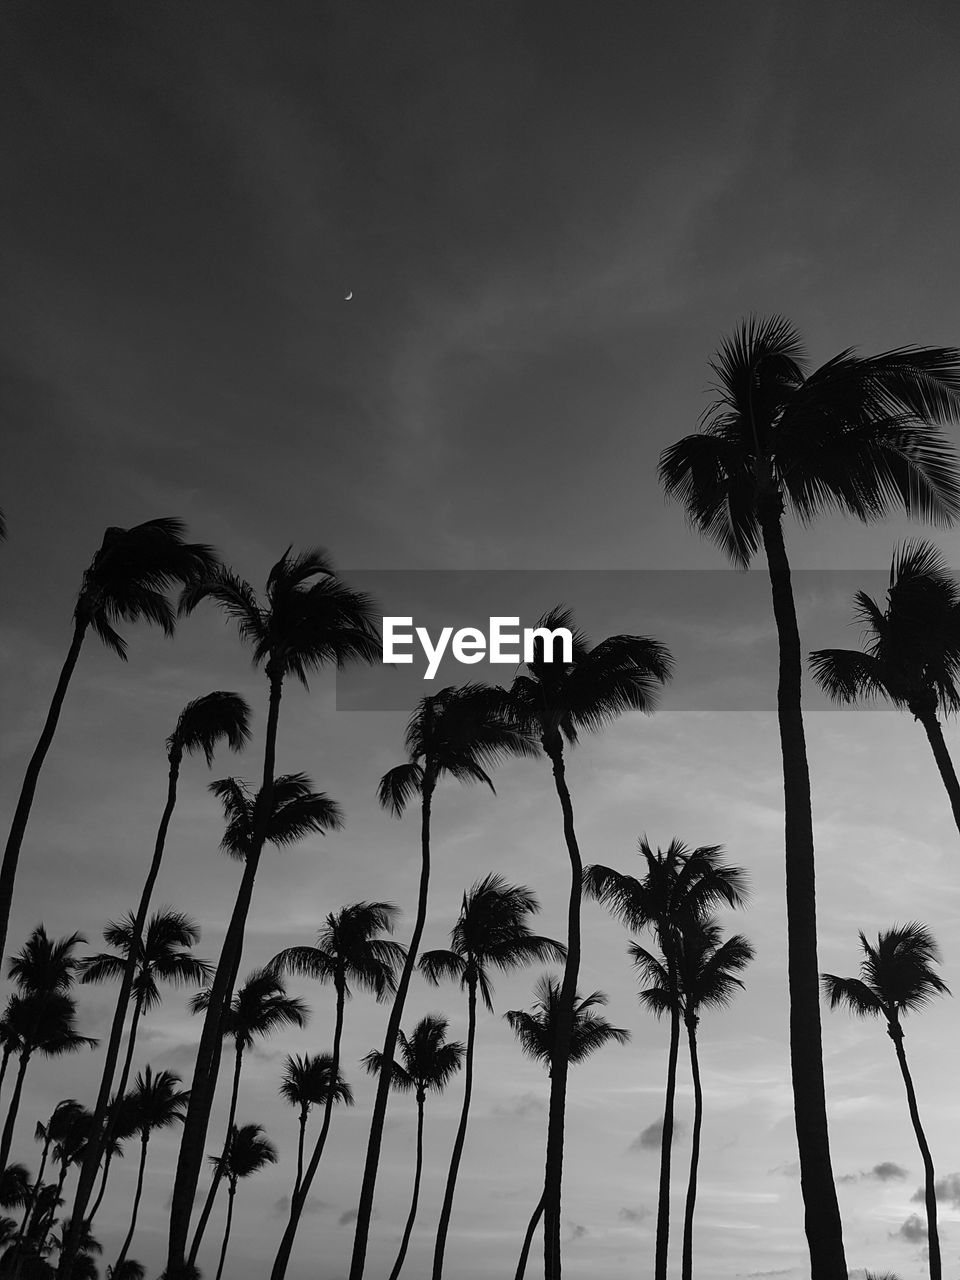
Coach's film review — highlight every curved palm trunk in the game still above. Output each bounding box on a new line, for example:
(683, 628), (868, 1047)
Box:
(916, 710), (960, 839)
(85, 1145), (113, 1227)
(387, 1091), (426, 1280)
(189, 1043), (245, 1266)
(681, 1016), (703, 1280)
(271, 980), (346, 1280)
(654, 994), (681, 1280)
(293, 1105), (308, 1201)
(114, 1136), (148, 1272)
(542, 746), (583, 1280)
(85, 990), (147, 1232)
(759, 504), (847, 1280)
(431, 975), (477, 1279)
(889, 1023), (940, 1280)
(0, 1045), (13, 1094)
(214, 1183), (237, 1280)
(166, 675), (283, 1279)
(0, 1050), (32, 1170)
(514, 1194), (544, 1280)
(0, 618), (87, 962)
(349, 773), (436, 1280)
(38, 1160), (70, 1255)
(15, 1132), (52, 1260)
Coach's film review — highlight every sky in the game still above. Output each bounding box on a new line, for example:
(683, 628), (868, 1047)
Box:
(2, 2), (960, 1277)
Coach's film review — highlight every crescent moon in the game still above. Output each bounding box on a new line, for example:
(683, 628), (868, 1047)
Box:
(344, 291), (353, 301)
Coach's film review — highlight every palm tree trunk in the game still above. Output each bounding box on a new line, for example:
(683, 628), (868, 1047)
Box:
(0, 1046), (12, 1095)
(189, 1043), (244, 1265)
(432, 975), (477, 1279)
(758, 503), (847, 1280)
(294, 1106), (308, 1201)
(654, 996), (681, 1280)
(38, 1161), (70, 1254)
(114, 1135), (148, 1271)
(271, 979), (346, 1280)
(681, 1017), (703, 1280)
(60, 757), (181, 1275)
(0, 1050), (32, 1170)
(0, 618), (87, 962)
(889, 1024), (941, 1280)
(15, 1134), (52, 1257)
(543, 744), (582, 1280)
(85, 989), (147, 1230)
(916, 710), (960, 838)
(387, 1092), (426, 1280)
(349, 772), (436, 1280)
(214, 1185), (236, 1280)
(85, 1145), (113, 1227)
(167, 674), (283, 1279)
(514, 1194), (544, 1280)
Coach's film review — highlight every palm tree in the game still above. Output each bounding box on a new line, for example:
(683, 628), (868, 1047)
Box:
(113, 1068), (189, 1274)
(0, 519), (217, 965)
(349, 685), (535, 1280)
(35, 1107), (93, 1258)
(660, 316), (960, 1277)
(107, 1262), (146, 1280)
(497, 607), (672, 1279)
(62, 694), (249, 1267)
(15, 1102), (86, 1261)
(7, 927), (85, 997)
(584, 839), (746, 1280)
(278, 1053), (353, 1200)
(83, 1092), (140, 1229)
(167, 546), (377, 1280)
(505, 976), (630, 1280)
(209, 1124), (277, 1280)
(810, 540), (960, 835)
(419, 875), (566, 1280)
(823, 924), (950, 1280)
(363, 1016), (464, 1280)
(187, 971), (307, 1266)
(268, 902), (405, 1280)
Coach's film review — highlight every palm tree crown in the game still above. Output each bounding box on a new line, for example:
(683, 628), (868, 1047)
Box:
(279, 1053), (354, 1112)
(167, 692), (252, 766)
(505, 977), (630, 1072)
(822, 924), (950, 1025)
(127, 1067), (190, 1137)
(269, 901), (406, 1000)
(191, 969), (309, 1049)
(211, 773), (343, 859)
(78, 909), (212, 1011)
(7, 925), (86, 995)
(364, 1016), (465, 1100)
(212, 1123), (278, 1183)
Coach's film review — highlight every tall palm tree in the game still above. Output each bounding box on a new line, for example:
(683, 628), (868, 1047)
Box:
(349, 685), (535, 1280)
(660, 317), (960, 1277)
(35, 1107), (93, 1258)
(209, 1124), (277, 1280)
(278, 1053), (353, 1201)
(363, 1016), (465, 1280)
(1, 518), (217, 964)
(419, 874), (566, 1280)
(83, 1092), (140, 1229)
(585, 839), (746, 1280)
(498, 607), (672, 1279)
(63, 693), (249, 1266)
(167, 546), (377, 1280)
(15, 1101), (86, 1262)
(113, 1068), (189, 1274)
(187, 970), (307, 1265)
(810, 540), (960, 835)
(823, 924), (950, 1280)
(505, 976), (630, 1280)
(268, 902), (405, 1280)
(7, 926), (85, 998)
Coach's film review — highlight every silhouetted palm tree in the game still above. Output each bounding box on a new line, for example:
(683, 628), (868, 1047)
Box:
(660, 316), (960, 1278)
(187, 970), (307, 1265)
(505, 977), (629, 1280)
(83, 1092), (139, 1228)
(166, 547), (378, 1280)
(278, 1053), (353, 1200)
(498, 607), (672, 1279)
(269, 902), (404, 1280)
(810, 540), (960, 835)
(349, 686), (534, 1280)
(363, 1016), (464, 1280)
(419, 874), (565, 1280)
(107, 1261), (146, 1280)
(1, 519), (217, 966)
(14, 1101), (86, 1262)
(823, 924), (950, 1280)
(585, 839), (746, 1280)
(209, 1124), (277, 1280)
(63, 693), (248, 1266)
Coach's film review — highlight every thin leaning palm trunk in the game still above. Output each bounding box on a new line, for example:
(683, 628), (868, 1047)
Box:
(293, 1107), (308, 1201)
(759, 506), (846, 1279)
(388, 1093), (425, 1280)
(654, 993), (681, 1280)
(514, 1193), (545, 1280)
(681, 1019), (703, 1280)
(189, 1043), (245, 1265)
(86, 988), (148, 1229)
(114, 1137), (148, 1272)
(915, 710), (960, 837)
(890, 1027), (941, 1280)
(0, 1051), (32, 1170)
(431, 976), (477, 1279)
(349, 776), (435, 1280)
(214, 1186), (237, 1280)
(15, 1133), (53, 1258)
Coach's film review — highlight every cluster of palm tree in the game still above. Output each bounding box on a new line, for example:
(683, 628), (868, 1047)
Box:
(1, 317), (959, 1280)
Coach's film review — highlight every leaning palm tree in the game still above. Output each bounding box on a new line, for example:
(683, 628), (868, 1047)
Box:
(823, 924), (950, 1280)
(498, 607), (672, 1279)
(1, 519), (217, 965)
(15, 1101), (86, 1261)
(419, 874), (565, 1280)
(363, 1016), (464, 1280)
(268, 902), (405, 1280)
(166, 546), (377, 1280)
(209, 1124), (277, 1280)
(187, 970), (307, 1266)
(278, 1053), (353, 1201)
(505, 976), (630, 1280)
(34, 1106), (93, 1258)
(660, 316), (960, 1277)
(112, 1067), (189, 1274)
(348, 685), (536, 1280)
(63, 694), (249, 1263)
(83, 1091), (140, 1229)
(810, 540), (960, 835)
(585, 839), (747, 1280)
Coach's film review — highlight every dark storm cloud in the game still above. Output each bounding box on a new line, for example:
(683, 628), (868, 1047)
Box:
(912, 1171), (960, 1209)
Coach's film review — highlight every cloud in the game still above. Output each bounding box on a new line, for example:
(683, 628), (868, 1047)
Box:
(629, 1116), (683, 1153)
(838, 1161), (908, 1185)
(274, 1195), (328, 1218)
(338, 1209), (358, 1227)
(492, 1091), (545, 1119)
(618, 1206), (649, 1224)
(564, 1222), (588, 1242)
(892, 1213), (926, 1243)
(912, 1171), (960, 1210)
(768, 1160), (800, 1178)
